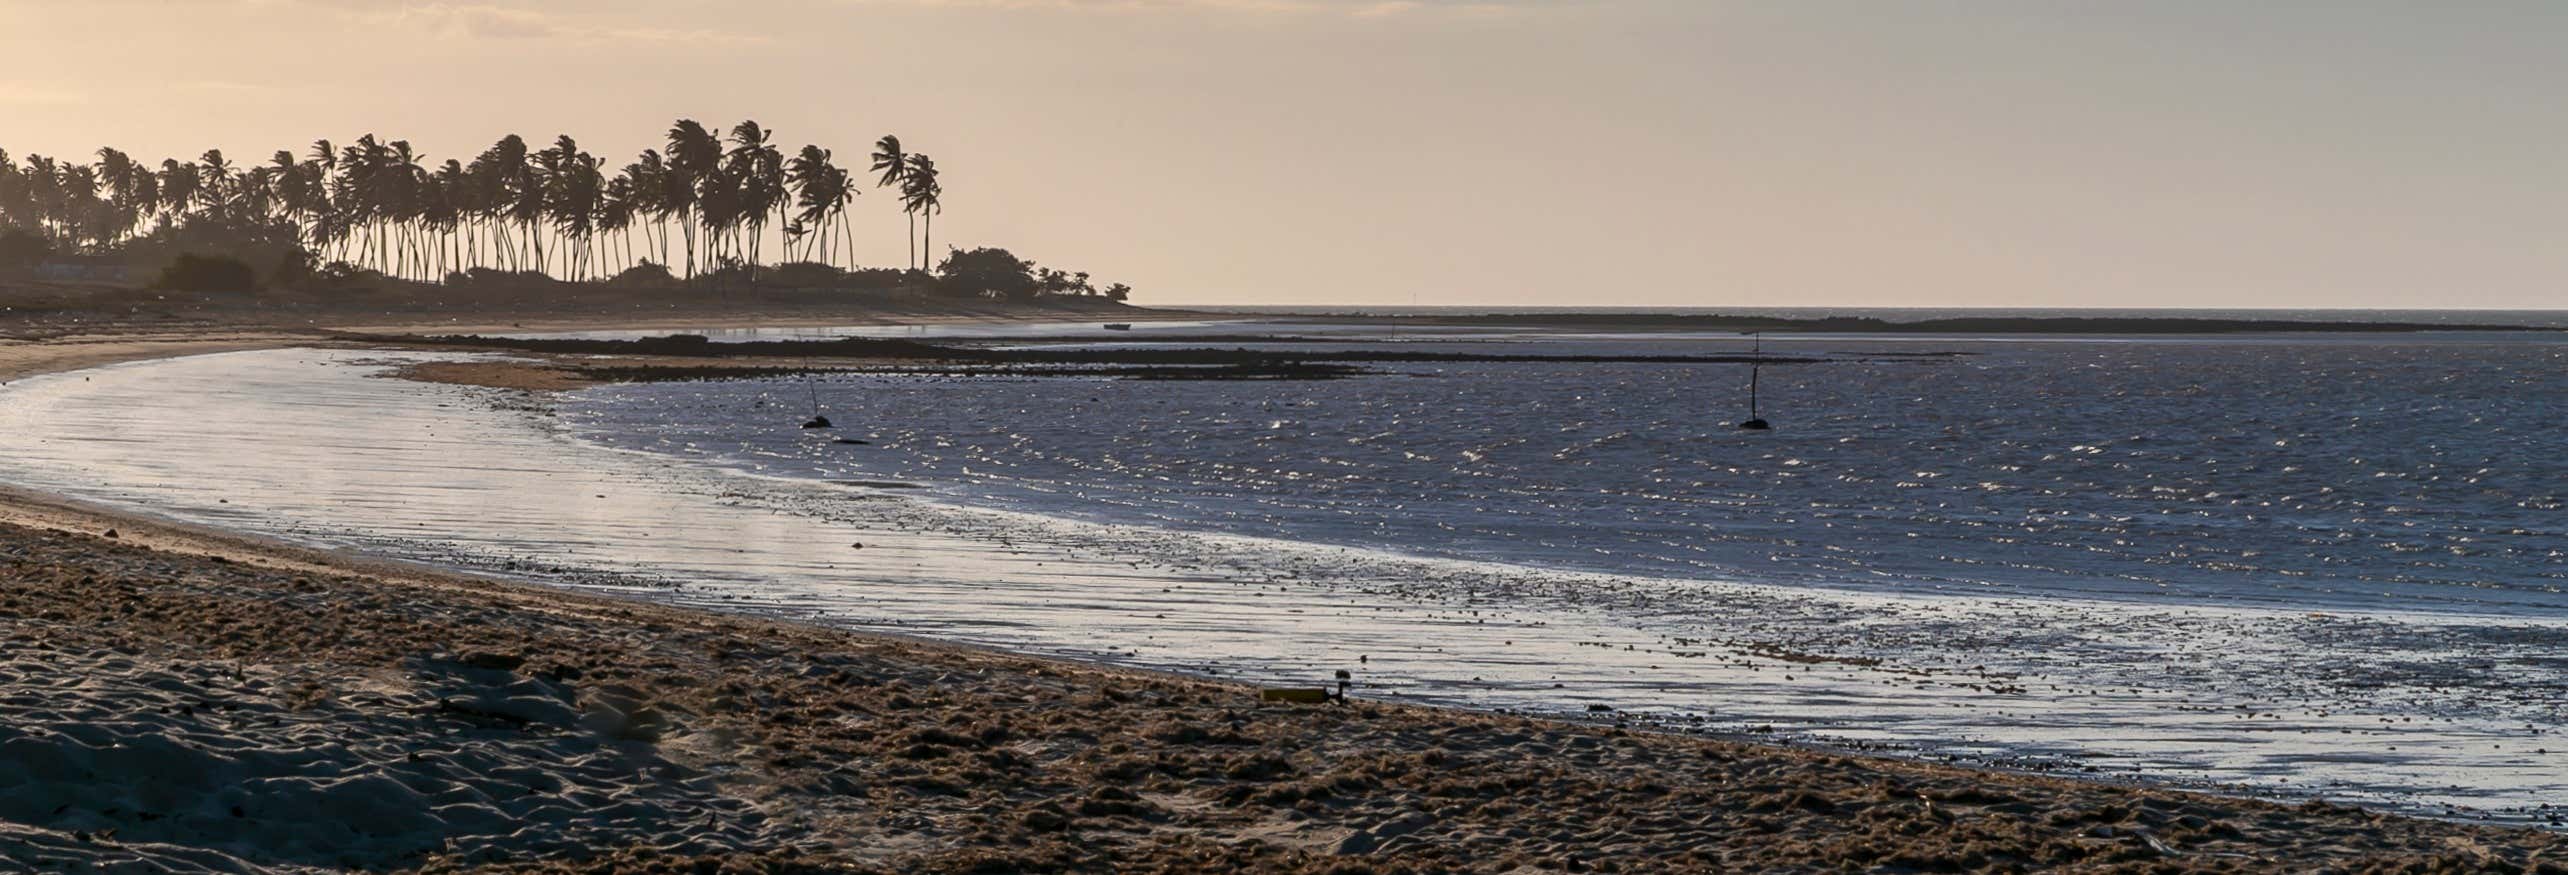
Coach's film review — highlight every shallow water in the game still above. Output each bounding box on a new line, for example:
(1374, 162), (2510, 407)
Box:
(583, 335), (2568, 616)
(0, 343), (2563, 825)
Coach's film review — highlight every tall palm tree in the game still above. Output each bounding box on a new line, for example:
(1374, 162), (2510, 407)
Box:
(196, 150), (236, 217)
(869, 135), (909, 268)
(428, 159), (467, 278)
(93, 148), (143, 245)
(900, 153), (941, 272)
(506, 136), (551, 275)
(723, 121), (785, 276)
(156, 159), (199, 234)
(542, 137), (605, 280)
(384, 140), (429, 278)
(57, 162), (103, 251)
(664, 120), (721, 278)
(601, 171), (637, 276)
(467, 137), (521, 270)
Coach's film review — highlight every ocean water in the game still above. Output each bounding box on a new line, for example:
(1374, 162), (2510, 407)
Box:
(1, 330), (2564, 824)
(575, 334), (2568, 616)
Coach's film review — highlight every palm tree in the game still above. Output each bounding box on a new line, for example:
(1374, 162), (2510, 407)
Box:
(507, 136), (552, 275)
(601, 171), (637, 276)
(900, 153), (941, 272)
(156, 159), (199, 234)
(723, 121), (786, 277)
(93, 148), (144, 245)
(664, 120), (721, 278)
(428, 159), (467, 278)
(196, 150), (236, 218)
(869, 135), (908, 268)
(466, 137), (519, 270)
(541, 137), (605, 280)
(787, 145), (852, 267)
(624, 150), (672, 268)
(57, 162), (103, 252)
(384, 140), (428, 278)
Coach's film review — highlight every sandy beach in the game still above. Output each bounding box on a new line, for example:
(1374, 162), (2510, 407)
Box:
(2, 328), (2565, 873)
(8, 486), (2567, 874)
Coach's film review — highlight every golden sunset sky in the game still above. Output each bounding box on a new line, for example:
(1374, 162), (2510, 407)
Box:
(3, 1), (2561, 308)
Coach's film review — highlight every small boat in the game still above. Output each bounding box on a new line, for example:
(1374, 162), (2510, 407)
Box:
(1102, 323), (1133, 331)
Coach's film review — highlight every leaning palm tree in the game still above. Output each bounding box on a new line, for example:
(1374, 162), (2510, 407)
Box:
(900, 153), (942, 272)
(869, 135), (909, 268)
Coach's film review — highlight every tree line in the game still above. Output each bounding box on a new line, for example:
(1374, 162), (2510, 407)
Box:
(0, 120), (956, 285)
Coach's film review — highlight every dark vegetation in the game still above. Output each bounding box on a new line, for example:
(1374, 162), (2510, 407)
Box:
(0, 122), (1132, 304)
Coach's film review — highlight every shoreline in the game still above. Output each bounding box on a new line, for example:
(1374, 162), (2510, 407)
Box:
(3, 328), (2565, 871)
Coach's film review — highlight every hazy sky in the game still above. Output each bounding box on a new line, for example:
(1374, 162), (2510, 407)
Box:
(3, 1), (2562, 308)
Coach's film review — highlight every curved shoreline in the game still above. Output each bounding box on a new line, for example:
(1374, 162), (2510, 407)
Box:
(2, 331), (2564, 872)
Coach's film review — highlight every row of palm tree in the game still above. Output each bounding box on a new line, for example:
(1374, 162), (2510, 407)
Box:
(0, 120), (945, 283)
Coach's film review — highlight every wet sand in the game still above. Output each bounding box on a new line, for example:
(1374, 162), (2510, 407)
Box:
(2, 332), (2566, 871)
(7, 496), (2567, 873)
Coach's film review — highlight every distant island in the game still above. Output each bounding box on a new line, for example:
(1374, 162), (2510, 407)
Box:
(0, 120), (1134, 326)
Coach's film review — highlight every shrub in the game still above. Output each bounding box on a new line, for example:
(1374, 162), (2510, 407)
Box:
(152, 253), (258, 293)
(936, 247), (1036, 300)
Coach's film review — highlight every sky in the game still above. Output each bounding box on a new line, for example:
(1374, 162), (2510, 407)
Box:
(1, 0), (2562, 309)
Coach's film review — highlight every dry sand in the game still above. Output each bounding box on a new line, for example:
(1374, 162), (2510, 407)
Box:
(2, 331), (2565, 873)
